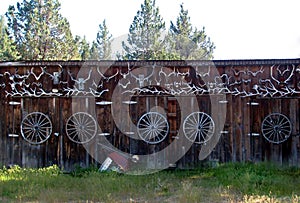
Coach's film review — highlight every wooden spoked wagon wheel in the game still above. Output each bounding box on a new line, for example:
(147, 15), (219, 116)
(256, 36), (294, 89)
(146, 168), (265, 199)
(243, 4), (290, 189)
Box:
(137, 112), (169, 144)
(66, 112), (97, 144)
(183, 112), (215, 144)
(261, 113), (291, 144)
(20, 112), (52, 144)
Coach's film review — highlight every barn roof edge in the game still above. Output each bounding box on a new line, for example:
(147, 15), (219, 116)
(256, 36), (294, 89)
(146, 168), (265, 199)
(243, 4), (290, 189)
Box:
(1, 59), (300, 67)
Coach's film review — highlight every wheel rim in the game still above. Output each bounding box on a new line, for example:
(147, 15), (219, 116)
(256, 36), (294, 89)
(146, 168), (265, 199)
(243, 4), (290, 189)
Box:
(66, 112), (97, 144)
(183, 112), (215, 144)
(21, 112), (52, 144)
(137, 112), (169, 144)
(262, 113), (291, 144)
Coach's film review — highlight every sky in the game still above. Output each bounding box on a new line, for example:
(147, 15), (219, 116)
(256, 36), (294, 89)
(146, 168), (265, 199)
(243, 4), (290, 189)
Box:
(1, 0), (300, 59)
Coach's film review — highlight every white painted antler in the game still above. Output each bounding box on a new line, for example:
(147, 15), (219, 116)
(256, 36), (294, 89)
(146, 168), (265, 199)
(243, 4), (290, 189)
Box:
(270, 65), (281, 84)
(119, 63), (131, 79)
(283, 64), (295, 84)
(196, 65), (210, 78)
(96, 66), (119, 81)
(247, 66), (264, 77)
(30, 66), (45, 81)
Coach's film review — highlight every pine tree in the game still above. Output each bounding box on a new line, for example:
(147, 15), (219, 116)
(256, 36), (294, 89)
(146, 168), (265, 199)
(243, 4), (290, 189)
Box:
(0, 15), (20, 61)
(89, 20), (112, 60)
(169, 4), (215, 59)
(97, 20), (112, 60)
(76, 36), (91, 60)
(121, 0), (168, 60)
(5, 0), (80, 60)
(89, 41), (100, 60)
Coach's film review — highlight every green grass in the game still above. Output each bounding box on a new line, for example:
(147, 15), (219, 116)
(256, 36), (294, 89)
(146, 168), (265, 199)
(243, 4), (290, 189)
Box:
(0, 162), (299, 202)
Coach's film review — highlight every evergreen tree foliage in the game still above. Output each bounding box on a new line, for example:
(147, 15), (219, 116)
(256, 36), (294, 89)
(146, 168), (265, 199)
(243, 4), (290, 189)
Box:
(5, 0), (79, 60)
(76, 35), (91, 60)
(169, 4), (215, 59)
(2, 0), (215, 61)
(89, 19), (112, 60)
(97, 20), (112, 60)
(0, 15), (20, 61)
(89, 41), (100, 60)
(122, 0), (169, 60)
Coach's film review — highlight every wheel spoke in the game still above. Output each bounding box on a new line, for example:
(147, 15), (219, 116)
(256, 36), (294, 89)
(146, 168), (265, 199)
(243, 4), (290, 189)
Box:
(139, 123), (150, 128)
(25, 130), (34, 140)
(82, 128), (94, 138)
(193, 113), (199, 126)
(73, 115), (81, 126)
(144, 130), (152, 141)
(67, 130), (78, 138)
(36, 115), (45, 126)
(38, 128), (50, 136)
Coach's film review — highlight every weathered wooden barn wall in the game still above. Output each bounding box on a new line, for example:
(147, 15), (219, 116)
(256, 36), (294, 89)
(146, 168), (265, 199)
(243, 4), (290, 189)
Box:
(0, 59), (299, 170)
